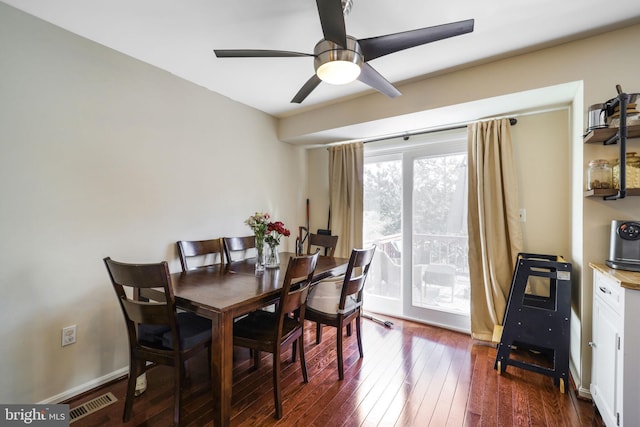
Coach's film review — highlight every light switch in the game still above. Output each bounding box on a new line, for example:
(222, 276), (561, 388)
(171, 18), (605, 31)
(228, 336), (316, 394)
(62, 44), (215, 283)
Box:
(519, 209), (526, 223)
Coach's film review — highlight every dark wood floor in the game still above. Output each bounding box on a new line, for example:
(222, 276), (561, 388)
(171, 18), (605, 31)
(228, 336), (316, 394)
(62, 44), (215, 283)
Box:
(66, 316), (602, 426)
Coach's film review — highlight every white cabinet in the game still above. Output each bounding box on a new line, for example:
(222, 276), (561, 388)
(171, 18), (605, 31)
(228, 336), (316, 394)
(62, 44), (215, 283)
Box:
(590, 264), (640, 427)
(591, 271), (621, 427)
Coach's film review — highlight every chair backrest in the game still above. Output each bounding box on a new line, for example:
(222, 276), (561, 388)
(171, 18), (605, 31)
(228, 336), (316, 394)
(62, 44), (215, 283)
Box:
(103, 257), (180, 352)
(223, 235), (256, 263)
(307, 233), (339, 257)
(177, 238), (225, 272)
(275, 251), (320, 337)
(338, 246), (377, 311)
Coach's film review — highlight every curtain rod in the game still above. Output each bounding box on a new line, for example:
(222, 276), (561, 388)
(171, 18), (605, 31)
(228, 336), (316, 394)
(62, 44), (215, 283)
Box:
(362, 117), (517, 145)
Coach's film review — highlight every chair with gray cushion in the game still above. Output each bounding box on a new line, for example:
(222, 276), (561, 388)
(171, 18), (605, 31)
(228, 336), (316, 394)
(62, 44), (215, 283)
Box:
(103, 257), (212, 425)
(305, 245), (376, 379)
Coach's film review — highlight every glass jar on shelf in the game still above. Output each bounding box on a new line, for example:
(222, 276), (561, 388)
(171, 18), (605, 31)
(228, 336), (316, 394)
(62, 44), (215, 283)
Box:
(587, 159), (612, 190)
(612, 152), (640, 189)
(628, 152), (640, 189)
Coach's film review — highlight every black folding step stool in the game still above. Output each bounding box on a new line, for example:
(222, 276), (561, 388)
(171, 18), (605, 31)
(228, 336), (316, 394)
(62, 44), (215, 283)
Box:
(494, 253), (572, 392)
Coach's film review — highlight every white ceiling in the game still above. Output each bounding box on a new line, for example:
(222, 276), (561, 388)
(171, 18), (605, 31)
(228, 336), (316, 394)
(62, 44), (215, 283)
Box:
(4, 0), (640, 118)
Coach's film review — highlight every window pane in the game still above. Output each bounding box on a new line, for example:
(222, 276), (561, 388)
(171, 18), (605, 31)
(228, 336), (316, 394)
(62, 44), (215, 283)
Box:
(363, 159), (402, 302)
(412, 154), (470, 314)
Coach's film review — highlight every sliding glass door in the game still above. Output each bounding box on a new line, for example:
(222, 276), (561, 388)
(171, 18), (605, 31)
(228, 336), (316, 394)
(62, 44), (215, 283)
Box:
(363, 130), (470, 332)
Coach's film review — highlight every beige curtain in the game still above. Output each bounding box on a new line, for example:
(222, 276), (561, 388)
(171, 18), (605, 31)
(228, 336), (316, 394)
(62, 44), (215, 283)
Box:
(328, 142), (364, 258)
(467, 119), (523, 342)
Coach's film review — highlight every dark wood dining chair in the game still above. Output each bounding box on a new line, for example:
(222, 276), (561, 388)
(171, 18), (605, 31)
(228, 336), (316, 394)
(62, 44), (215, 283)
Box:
(307, 233), (339, 257)
(305, 245), (376, 379)
(232, 251), (320, 419)
(223, 235), (257, 264)
(103, 257), (212, 426)
(176, 238), (225, 272)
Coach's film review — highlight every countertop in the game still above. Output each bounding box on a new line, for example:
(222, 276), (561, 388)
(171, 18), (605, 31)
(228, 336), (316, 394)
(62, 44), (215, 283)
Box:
(590, 262), (640, 291)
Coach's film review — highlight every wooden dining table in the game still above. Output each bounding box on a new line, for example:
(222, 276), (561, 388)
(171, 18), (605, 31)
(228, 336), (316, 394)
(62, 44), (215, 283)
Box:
(158, 252), (349, 427)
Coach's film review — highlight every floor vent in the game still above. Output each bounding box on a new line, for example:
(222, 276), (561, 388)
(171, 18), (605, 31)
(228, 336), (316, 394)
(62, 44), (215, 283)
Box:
(69, 392), (117, 423)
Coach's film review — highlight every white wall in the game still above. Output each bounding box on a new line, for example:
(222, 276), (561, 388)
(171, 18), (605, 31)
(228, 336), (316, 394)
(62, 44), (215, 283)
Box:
(0, 4), (307, 404)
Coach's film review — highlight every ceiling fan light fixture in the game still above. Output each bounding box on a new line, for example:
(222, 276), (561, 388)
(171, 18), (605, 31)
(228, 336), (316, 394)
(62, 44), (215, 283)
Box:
(316, 60), (361, 85)
(314, 37), (363, 85)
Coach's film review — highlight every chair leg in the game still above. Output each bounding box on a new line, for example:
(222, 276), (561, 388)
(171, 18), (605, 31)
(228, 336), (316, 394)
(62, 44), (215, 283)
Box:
(298, 336), (308, 383)
(208, 345), (213, 378)
(253, 349), (261, 369)
(337, 325), (345, 380)
(123, 360), (140, 422)
(272, 352), (283, 419)
(315, 321), (322, 344)
(346, 322), (352, 336)
(181, 360), (188, 384)
(174, 361), (182, 426)
(291, 340), (297, 362)
(356, 315), (364, 358)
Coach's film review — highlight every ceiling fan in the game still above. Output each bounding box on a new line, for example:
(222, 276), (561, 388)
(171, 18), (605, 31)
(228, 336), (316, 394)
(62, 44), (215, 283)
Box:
(214, 0), (474, 104)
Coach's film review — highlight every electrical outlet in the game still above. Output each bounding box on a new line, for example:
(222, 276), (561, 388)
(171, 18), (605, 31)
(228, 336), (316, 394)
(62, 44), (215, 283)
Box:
(62, 325), (76, 347)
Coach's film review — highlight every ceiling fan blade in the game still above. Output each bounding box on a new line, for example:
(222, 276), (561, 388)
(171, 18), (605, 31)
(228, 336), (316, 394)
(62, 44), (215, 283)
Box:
(315, 0), (347, 47)
(291, 75), (322, 104)
(358, 19), (474, 61)
(214, 49), (312, 58)
(357, 63), (401, 98)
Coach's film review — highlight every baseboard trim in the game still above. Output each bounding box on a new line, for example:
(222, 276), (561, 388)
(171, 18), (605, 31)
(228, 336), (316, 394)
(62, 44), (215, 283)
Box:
(576, 385), (592, 400)
(39, 367), (128, 404)
(569, 362), (592, 400)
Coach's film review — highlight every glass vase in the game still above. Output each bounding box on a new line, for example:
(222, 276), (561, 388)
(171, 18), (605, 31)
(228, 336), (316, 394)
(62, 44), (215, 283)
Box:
(266, 243), (280, 268)
(255, 233), (265, 272)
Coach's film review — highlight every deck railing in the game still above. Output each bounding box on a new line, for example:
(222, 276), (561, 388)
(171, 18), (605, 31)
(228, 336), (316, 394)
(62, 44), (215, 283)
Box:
(365, 233), (468, 273)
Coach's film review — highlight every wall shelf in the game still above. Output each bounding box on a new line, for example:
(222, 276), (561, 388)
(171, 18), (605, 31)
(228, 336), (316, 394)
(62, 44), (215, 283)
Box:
(584, 124), (640, 145)
(584, 188), (640, 198)
(584, 93), (637, 200)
